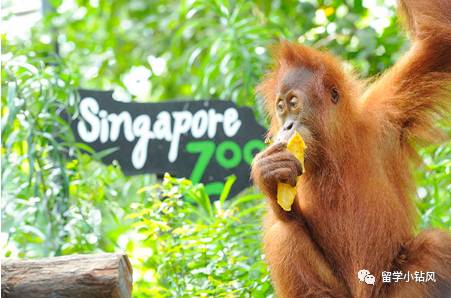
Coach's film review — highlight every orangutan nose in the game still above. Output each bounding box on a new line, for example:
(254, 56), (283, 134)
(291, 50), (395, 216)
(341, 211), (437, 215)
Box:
(283, 120), (294, 131)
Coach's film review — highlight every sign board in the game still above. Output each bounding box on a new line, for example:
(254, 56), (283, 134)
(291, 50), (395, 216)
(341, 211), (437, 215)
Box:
(71, 89), (267, 197)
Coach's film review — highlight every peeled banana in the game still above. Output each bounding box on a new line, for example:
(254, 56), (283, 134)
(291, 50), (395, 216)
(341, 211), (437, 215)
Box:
(276, 132), (306, 211)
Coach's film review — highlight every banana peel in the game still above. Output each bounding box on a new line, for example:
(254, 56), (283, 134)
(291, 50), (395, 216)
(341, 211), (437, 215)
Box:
(277, 132), (306, 211)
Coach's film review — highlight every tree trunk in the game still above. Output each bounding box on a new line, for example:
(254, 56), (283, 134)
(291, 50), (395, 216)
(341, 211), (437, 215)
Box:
(1, 253), (133, 298)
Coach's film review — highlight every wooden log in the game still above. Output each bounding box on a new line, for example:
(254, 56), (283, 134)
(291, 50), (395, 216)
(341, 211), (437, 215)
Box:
(1, 253), (133, 298)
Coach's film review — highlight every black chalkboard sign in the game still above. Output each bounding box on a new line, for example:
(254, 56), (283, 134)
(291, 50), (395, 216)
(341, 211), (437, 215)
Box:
(71, 89), (267, 197)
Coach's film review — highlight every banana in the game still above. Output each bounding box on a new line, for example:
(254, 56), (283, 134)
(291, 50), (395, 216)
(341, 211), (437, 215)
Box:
(276, 132), (306, 211)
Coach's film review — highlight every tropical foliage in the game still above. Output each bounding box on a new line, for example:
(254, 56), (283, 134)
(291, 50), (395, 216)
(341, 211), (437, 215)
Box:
(1, 1), (449, 297)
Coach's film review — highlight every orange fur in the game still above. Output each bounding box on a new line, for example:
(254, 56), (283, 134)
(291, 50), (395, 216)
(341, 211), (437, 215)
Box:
(251, 1), (451, 297)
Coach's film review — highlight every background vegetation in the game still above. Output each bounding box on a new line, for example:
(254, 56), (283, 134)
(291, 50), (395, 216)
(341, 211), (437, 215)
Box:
(2, 0), (449, 297)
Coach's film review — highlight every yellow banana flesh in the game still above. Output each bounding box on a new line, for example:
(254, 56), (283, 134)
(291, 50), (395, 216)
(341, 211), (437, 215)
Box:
(276, 132), (306, 211)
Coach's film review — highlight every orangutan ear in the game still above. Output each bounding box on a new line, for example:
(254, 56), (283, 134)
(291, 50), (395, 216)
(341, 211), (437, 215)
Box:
(331, 87), (339, 104)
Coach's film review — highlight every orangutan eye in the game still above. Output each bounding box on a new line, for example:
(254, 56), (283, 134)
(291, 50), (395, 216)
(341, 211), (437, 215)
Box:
(331, 87), (339, 104)
(288, 96), (299, 109)
(277, 100), (285, 112)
